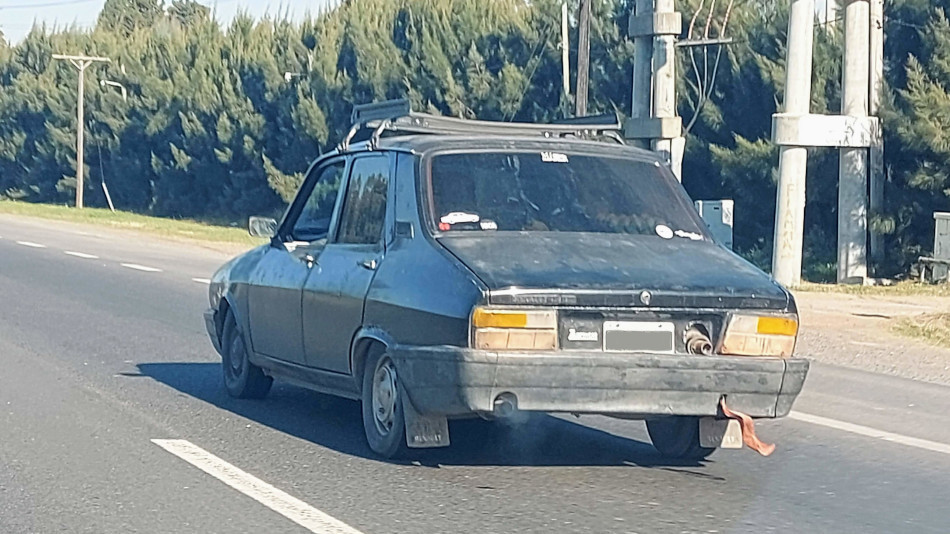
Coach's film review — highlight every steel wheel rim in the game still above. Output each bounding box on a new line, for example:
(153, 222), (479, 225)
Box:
(227, 334), (246, 382)
(372, 357), (397, 436)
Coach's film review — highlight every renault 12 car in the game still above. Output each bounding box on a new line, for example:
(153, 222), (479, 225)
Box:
(203, 100), (809, 460)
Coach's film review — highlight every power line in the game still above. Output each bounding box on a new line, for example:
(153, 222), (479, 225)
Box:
(0, 0), (96, 10)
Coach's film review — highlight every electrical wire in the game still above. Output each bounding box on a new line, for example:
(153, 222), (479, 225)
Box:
(0, 0), (96, 9)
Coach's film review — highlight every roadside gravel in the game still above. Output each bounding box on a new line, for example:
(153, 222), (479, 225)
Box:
(794, 291), (950, 386)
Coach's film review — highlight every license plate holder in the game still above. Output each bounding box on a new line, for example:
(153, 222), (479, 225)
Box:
(603, 321), (675, 353)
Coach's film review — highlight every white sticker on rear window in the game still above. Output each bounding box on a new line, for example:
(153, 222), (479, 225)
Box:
(655, 224), (674, 239)
(674, 230), (704, 241)
(541, 152), (569, 163)
(480, 220), (498, 231)
(440, 212), (480, 225)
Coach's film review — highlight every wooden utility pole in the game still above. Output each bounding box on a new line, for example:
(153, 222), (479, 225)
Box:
(869, 0), (884, 264)
(575, 0), (591, 116)
(561, 2), (570, 98)
(52, 54), (110, 209)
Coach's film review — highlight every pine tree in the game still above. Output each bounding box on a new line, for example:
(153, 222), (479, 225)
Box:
(98, 0), (165, 36)
(168, 0), (210, 27)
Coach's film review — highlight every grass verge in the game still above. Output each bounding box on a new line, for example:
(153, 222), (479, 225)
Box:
(796, 280), (950, 297)
(0, 201), (264, 249)
(894, 313), (950, 348)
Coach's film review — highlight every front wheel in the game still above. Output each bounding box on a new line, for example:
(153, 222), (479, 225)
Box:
(646, 416), (716, 461)
(221, 312), (273, 399)
(361, 348), (409, 459)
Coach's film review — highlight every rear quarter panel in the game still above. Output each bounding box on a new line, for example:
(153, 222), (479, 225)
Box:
(363, 152), (483, 348)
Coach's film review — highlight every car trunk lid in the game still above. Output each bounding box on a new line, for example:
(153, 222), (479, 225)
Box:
(437, 233), (789, 310)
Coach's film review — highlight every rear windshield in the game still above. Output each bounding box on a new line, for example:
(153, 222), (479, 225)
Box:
(429, 151), (707, 239)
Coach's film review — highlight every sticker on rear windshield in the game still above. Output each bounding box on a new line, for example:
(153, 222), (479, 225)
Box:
(480, 220), (498, 231)
(541, 152), (569, 163)
(440, 212), (481, 225)
(674, 230), (704, 241)
(655, 224), (674, 239)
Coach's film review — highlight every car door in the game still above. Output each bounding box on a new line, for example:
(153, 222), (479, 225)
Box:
(247, 158), (348, 364)
(302, 153), (392, 373)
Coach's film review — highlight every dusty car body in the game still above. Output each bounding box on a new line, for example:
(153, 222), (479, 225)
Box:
(203, 101), (809, 459)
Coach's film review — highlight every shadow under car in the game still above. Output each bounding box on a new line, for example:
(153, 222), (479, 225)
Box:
(138, 362), (716, 469)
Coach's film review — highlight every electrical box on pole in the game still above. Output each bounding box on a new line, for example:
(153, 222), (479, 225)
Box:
(695, 200), (734, 250)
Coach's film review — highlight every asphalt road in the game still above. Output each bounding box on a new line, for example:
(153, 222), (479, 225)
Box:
(1, 214), (949, 534)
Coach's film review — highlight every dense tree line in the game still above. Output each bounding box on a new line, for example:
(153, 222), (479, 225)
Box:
(0, 0), (947, 278)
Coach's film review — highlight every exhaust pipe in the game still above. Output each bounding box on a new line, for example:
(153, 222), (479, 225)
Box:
(493, 393), (518, 418)
(685, 325), (714, 355)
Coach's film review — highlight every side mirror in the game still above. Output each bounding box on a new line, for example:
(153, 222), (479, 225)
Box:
(248, 216), (278, 238)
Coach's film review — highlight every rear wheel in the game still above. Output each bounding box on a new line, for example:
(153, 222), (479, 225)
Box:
(646, 416), (716, 461)
(221, 312), (273, 399)
(361, 347), (409, 459)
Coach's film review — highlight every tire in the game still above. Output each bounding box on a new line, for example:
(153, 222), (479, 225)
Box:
(646, 416), (716, 461)
(221, 311), (273, 399)
(361, 347), (409, 459)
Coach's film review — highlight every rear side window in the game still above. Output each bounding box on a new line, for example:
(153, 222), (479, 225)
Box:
(336, 155), (390, 245)
(429, 151), (707, 239)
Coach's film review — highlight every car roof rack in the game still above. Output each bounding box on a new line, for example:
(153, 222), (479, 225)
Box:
(339, 99), (625, 151)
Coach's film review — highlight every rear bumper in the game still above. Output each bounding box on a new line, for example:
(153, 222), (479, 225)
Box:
(392, 346), (809, 419)
(203, 308), (221, 354)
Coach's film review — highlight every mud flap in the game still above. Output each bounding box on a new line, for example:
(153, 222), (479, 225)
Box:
(403, 395), (450, 448)
(699, 417), (743, 449)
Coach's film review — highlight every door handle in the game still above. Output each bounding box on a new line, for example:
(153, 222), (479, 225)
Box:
(359, 259), (378, 271)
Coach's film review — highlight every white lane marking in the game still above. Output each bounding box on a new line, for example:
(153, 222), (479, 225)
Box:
(120, 263), (163, 273)
(789, 411), (950, 456)
(16, 241), (46, 248)
(152, 439), (363, 534)
(65, 251), (99, 260)
(192, 278), (212, 285)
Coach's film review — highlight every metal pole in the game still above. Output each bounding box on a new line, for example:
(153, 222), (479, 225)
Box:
(838, 0), (870, 284)
(771, 0), (816, 287)
(869, 0), (884, 265)
(102, 181), (116, 212)
(561, 2), (570, 98)
(652, 0), (679, 177)
(630, 0), (653, 151)
(575, 0), (591, 116)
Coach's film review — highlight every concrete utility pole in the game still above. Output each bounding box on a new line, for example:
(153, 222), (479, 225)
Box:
(771, 0), (816, 287)
(651, 0), (679, 176)
(52, 54), (110, 209)
(838, 0), (870, 283)
(628, 0), (654, 152)
(771, 0), (882, 286)
(625, 0), (683, 179)
(575, 0), (592, 116)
